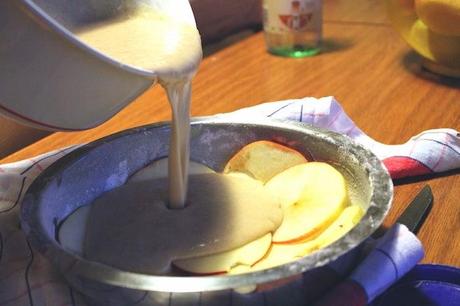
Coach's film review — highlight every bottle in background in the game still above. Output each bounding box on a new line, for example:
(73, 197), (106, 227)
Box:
(263, 0), (322, 57)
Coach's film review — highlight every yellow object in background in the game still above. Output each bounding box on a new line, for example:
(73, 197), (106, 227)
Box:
(386, 0), (460, 77)
(415, 0), (460, 36)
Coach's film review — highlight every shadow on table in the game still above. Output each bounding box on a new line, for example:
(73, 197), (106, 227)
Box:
(393, 168), (460, 186)
(401, 51), (460, 89)
(320, 38), (354, 54)
(204, 31), (353, 57)
(203, 29), (257, 56)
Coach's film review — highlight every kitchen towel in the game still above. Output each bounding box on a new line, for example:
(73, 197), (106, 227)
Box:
(0, 96), (458, 305)
(312, 223), (424, 306)
(225, 96), (460, 179)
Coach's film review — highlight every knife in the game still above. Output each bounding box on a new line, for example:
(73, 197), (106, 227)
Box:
(396, 185), (433, 234)
(371, 184), (434, 238)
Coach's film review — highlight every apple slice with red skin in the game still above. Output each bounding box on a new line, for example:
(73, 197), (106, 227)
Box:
(224, 140), (308, 183)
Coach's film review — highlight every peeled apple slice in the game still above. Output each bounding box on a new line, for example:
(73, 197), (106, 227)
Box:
(233, 205), (364, 273)
(172, 234), (272, 275)
(266, 162), (349, 243)
(305, 205), (364, 252)
(246, 240), (317, 272)
(224, 141), (308, 183)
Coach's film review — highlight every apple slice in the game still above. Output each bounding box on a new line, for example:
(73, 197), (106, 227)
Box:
(129, 157), (214, 182)
(301, 205), (364, 254)
(172, 233), (272, 275)
(266, 162), (349, 243)
(224, 141), (308, 183)
(225, 171), (264, 184)
(244, 240), (317, 273)
(233, 205), (364, 273)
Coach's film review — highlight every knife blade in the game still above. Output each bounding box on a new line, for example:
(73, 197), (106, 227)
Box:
(396, 184), (433, 234)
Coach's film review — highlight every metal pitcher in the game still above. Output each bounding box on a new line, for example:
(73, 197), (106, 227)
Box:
(0, 0), (197, 131)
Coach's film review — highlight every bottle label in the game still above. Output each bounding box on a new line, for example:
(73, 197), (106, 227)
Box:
(263, 0), (321, 33)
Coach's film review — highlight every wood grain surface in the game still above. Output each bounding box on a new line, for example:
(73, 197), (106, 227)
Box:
(0, 116), (50, 158)
(1, 0), (459, 266)
(324, 0), (389, 24)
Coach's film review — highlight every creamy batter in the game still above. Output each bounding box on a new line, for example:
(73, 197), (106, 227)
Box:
(77, 9), (202, 208)
(59, 163), (283, 274)
(77, 9), (202, 77)
(82, 173), (282, 274)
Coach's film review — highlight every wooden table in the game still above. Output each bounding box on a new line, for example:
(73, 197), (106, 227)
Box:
(2, 0), (459, 266)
